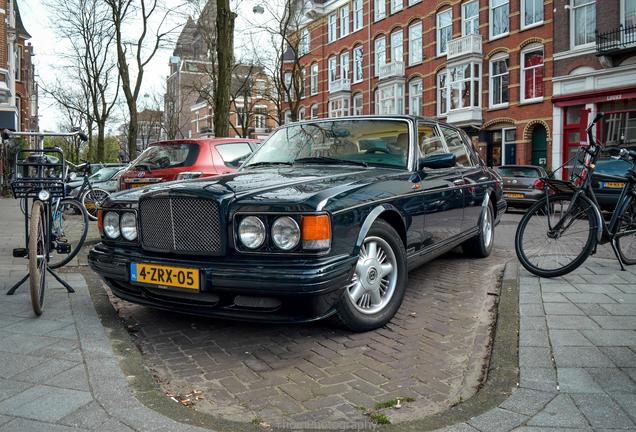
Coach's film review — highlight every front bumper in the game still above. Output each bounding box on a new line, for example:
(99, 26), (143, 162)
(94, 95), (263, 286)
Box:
(88, 244), (357, 323)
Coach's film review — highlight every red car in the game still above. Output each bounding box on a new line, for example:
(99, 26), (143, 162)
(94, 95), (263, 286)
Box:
(118, 138), (260, 190)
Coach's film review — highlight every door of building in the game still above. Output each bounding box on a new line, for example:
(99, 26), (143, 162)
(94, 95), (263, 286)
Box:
(531, 125), (547, 166)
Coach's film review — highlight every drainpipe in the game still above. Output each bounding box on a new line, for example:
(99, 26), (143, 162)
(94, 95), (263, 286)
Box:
(367, 0), (372, 114)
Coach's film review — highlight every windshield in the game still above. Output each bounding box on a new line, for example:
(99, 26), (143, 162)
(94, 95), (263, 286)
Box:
(89, 167), (120, 182)
(243, 120), (410, 169)
(132, 143), (199, 170)
(594, 159), (631, 177)
(495, 167), (542, 178)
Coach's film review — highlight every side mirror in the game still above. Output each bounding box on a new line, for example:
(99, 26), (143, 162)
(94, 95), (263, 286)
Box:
(418, 153), (456, 170)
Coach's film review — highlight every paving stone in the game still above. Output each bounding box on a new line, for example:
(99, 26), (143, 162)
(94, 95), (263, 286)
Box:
(565, 293), (617, 304)
(0, 351), (47, 379)
(44, 364), (90, 392)
(586, 367), (636, 393)
(0, 379), (32, 403)
(608, 293), (636, 303)
(520, 329), (550, 347)
(599, 347), (636, 367)
(519, 368), (557, 392)
(468, 407), (527, 432)
(553, 346), (614, 367)
(519, 347), (553, 368)
(575, 303), (612, 316)
(527, 394), (589, 428)
(600, 303), (636, 315)
(58, 401), (111, 430)
(0, 385), (92, 422)
(541, 284), (579, 293)
(613, 392), (636, 424)
(556, 368), (604, 393)
(544, 302), (584, 315)
(547, 315), (600, 330)
(519, 303), (544, 317)
(499, 388), (555, 416)
(549, 330), (593, 346)
(573, 284), (624, 295)
(435, 424), (480, 432)
(0, 418), (88, 432)
(9, 358), (78, 384)
(521, 316), (547, 331)
(582, 329), (636, 346)
(591, 316), (636, 330)
(572, 393), (635, 429)
(541, 292), (570, 303)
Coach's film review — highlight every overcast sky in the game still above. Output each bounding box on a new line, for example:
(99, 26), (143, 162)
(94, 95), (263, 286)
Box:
(19, 0), (273, 132)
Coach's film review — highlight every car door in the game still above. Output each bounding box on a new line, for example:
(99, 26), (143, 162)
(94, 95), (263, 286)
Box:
(416, 122), (464, 247)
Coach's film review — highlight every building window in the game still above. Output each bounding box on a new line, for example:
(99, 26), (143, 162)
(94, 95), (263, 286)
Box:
(490, 0), (509, 39)
(353, 0), (364, 31)
(299, 107), (306, 121)
(340, 51), (350, 80)
(311, 104), (319, 119)
(300, 68), (306, 98)
(375, 36), (386, 77)
(284, 110), (292, 124)
(624, 0), (636, 27)
(437, 9), (452, 56)
(437, 69), (448, 116)
(255, 79), (265, 98)
(491, 128), (517, 165)
(340, 5), (350, 37)
(462, 1), (480, 35)
(449, 63), (480, 110)
(353, 92), (364, 115)
(390, 0), (403, 14)
(353, 46), (364, 82)
(522, 0), (543, 29)
(374, 0), (386, 21)
(571, 0), (596, 47)
(310, 63), (318, 95)
(328, 56), (337, 87)
(15, 96), (20, 127)
(408, 21), (422, 65)
(15, 48), (21, 81)
(328, 13), (337, 42)
(300, 28), (310, 55)
(408, 0), (420, 5)
(489, 55), (509, 107)
(521, 46), (544, 102)
(329, 97), (350, 117)
(390, 29), (403, 64)
(284, 72), (292, 101)
(254, 107), (266, 129)
(408, 78), (422, 116)
(378, 82), (404, 115)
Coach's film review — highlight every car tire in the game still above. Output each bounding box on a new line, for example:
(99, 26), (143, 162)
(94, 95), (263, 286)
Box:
(334, 220), (407, 332)
(463, 201), (495, 258)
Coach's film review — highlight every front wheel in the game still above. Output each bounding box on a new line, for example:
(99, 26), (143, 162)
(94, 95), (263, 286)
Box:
(515, 194), (598, 278)
(81, 187), (110, 221)
(28, 200), (47, 316)
(463, 201), (495, 258)
(616, 197), (636, 265)
(49, 199), (89, 269)
(335, 220), (407, 332)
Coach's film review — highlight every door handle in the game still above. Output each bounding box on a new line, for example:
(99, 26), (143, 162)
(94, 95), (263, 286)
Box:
(453, 179), (465, 186)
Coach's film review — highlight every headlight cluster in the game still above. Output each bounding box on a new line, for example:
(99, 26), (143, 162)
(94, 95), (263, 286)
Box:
(237, 214), (330, 252)
(102, 211), (138, 241)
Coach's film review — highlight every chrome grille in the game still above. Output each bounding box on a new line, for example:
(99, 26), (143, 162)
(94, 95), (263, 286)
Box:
(139, 197), (223, 255)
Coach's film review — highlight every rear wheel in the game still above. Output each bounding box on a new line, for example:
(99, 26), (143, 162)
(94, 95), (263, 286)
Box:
(616, 198), (636, 265)
(81, 187), (109, 221)
(515, 195), (597, 278)
(28, 200), (47, 316)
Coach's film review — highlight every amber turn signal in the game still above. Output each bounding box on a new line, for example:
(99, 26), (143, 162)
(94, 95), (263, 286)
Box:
(97, 209), (103, 233)
(302, 215), (331, 250)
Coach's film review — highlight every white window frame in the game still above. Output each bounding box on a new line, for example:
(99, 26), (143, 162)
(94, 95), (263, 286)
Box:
(390, 29), (403, 64)
(501, 128), (516, 166)
(408, 0), (420, 5)
(328, 56), (337, 87)
(520, 44), (544, 103)
(408, 21), (422, 66)
(310, 63), (318, 95)
(328, 13), (337, 43)
(390, 0), (403, 15)
(298, 107), (306, 121)
(353, 46), (364, 82)
(437, 69), (448, 117)
(340, 5), (350, 37)
(462, 0), (480, 36)
(570, 0), (596, 49)
(408, 78), (422, 116)
(353, 92), (364, 115)
(284, 110), (292, 124)
(340, 51), (350, 80)
(15, 48), (21, 81)
(489, 0), (510, 40)
(300, 67), (306, 98)
(374, 36), (386, 77)
(284, 72), (292, 102)
(377, 82), (404, 115)
(437, 9), (452, 56)
(374, 0), (386, 21)
(447, 62), (481, 111)
(328, 97), (350, 118)
(622, 0), (636, 27)
(489, 54), (509, 108)
(521, 0), (544, 30)
(353, 0), (364, 31)
(310, 104), (319, 119)
(300, 28), (310, 55)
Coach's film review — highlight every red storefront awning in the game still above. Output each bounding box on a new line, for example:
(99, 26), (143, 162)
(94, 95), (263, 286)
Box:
(553, 86), (636, 107)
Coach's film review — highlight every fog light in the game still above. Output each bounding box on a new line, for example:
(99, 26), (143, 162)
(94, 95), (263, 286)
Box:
(103, 211), (120, 239)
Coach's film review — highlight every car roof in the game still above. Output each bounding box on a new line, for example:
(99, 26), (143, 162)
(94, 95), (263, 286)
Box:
(150, 138), (260, 147)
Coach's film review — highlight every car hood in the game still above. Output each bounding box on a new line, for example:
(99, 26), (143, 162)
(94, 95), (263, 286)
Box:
(108, 166), (408, 210)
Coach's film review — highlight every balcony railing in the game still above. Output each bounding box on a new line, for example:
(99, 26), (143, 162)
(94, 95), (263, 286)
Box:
(329, 78), (351, 93)
(446, 107), (482, 126)
(447, 34), (483, 60)
(596, 24), (636, 56)
(379, 61), (405, 80)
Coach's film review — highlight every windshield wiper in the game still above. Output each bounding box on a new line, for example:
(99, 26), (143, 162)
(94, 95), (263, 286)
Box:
(294, 157), (368, 168)
(243, 161), (294, 169)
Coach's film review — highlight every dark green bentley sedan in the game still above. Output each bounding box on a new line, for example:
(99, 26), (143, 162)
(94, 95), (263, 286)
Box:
(89, 116), (506, 331)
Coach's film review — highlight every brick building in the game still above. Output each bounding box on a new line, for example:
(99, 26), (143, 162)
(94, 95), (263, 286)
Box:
(552, 0), (636, 178)
(284, 0), (553, 167)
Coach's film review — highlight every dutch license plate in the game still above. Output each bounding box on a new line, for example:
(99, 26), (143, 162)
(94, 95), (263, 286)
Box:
(603, 181), (624, 189)
(130, 263), (200, 291)
(131, 183), (145, 188)
(505, 193), (525, 199)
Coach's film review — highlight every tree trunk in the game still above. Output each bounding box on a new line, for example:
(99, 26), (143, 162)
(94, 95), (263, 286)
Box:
(128, 107), (138, 160)
(96, 121), (106, 162)
(214, 0), (235, 138)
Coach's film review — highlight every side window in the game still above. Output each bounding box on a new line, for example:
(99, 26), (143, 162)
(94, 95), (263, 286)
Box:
(440, 126), (471, 167)
(216, 143), (253, 168)
(459, 130), (481, 166)
(417, 123), (447, 158)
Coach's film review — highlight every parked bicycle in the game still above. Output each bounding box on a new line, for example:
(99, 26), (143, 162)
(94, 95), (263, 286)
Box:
(5, 129), (89, 315)
(515, 113), (636, 277)
(67, 160), (111, 221)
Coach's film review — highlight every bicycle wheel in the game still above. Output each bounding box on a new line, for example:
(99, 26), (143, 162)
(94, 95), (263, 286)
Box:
(28, 200), (47, 316)
(81, 187), (110, 221)
(515, 194), (598, 278)
(616, 198), (636, 265)
(49, 199), (89, 269)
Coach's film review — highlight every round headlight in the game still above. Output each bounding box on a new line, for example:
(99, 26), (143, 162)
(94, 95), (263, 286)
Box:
(103, 211), (120, 239)
(271, 217), (300, 251)
(120, 212), (137, 241)
(37, 190), (50, 201)
(238, 216), (266, 249)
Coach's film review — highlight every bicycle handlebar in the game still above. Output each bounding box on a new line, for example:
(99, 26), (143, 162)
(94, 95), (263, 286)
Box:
(2, 129), (88, 142)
